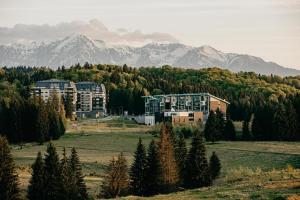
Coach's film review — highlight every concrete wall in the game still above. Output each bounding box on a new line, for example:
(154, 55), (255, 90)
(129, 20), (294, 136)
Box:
(145, 116), (155, 126)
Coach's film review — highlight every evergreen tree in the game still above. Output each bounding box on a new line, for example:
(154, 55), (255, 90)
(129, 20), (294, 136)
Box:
(204, 110), (218, 143)
(224, 119), (236, 140)
(64, 95), (74, 119)
(251, 104), (274, 140)
(174, 132), (187, 185)
(158, 123), (179, 193)
(0, 136), (20, 200)
(47, 107), (62, 140)
(28, 152), (45, 200)
(130, 138), (147, 196)
(4, 100), (22, 143)
(164, 122), (176, 145)
(43, 142), (63, 200)
(272, 103), (288, 140)
(184, 129), (211, 188)
(60, 148), (73, 200)
(242, 120), (251, 140)
(285, 103), (299, 141)
(59, 115), (66, 137)
(215, 109), (225, 138)
(144, 140), (161, 196)
(100, 153), (129, 198)
(36, 99), (49, 143)
(49, 91), (60, 112)
(209, 152), (221, 180)
(47, 95), (65, 140)
(68, 147), (88, 200)
(59, 102), (67, 126)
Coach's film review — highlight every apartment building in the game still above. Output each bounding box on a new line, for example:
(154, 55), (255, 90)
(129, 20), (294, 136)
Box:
(143, 93), (229, 125)
(75, 82), (106, 118)
(32, 79), (106, 118)
(32, 79), (77, 106)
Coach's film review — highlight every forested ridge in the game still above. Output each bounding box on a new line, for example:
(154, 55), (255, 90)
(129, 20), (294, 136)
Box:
(1, 64), (300, 141)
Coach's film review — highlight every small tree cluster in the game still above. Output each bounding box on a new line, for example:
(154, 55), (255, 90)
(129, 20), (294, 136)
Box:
(0, 94), (65, 144)
(102, 123), (222, 198)
(204, 109), (236, 142)
(27, 143), (88, 200)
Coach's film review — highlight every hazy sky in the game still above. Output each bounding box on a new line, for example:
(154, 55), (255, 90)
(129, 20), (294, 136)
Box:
(0, 0), (299, 69)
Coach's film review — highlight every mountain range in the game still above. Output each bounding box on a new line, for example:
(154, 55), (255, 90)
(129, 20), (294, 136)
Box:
(0, 34), (299, 76)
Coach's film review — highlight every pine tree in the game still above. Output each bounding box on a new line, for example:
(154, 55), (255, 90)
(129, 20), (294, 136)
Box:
(43, 142), (63, 200)
(174, 132), (187, 185)
(158, 123), (179, 193)
(36, 98), (49, 143)
(242, 120), (251, 140)
(60, 148), (73, 200)
(49, 91), (60, 112)
(28, 152), (45, 200)
(224, 119), (236, 140)
(100, 153), (129, 198)
(0, 136), (20, 200)
(47, 107), (62, 140)
(215, 109), (225, 138)
(204, 110), (218, 143)
(68, 147), (88, 200)
(285, 103), (299, 141)
(64, 95), (74, 119)
(59, 102), (67, 126)
(184, 129), (211, 188)
(130, 138), (147, 196)
(164, 122), (176, 145)
(144, 140), (161, 196)
(209, 152), (221, 180)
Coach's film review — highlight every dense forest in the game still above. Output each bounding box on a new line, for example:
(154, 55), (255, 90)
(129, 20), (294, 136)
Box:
(1, 63), (300, 141)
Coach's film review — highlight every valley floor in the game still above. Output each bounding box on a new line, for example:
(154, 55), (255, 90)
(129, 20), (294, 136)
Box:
(11, 117), (300, 199)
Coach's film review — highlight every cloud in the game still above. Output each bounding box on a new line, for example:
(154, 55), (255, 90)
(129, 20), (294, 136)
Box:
(0, 19), (178, 45)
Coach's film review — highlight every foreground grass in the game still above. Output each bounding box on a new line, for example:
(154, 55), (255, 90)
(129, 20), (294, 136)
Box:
(125, 167), (300, 200)
(11, 118), (300, 199)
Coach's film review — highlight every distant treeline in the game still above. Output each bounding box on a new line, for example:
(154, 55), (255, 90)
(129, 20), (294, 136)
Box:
(1, 64), (300, 141)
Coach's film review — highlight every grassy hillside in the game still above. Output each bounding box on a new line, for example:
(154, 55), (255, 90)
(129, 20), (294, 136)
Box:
(11, 117), (300, 199)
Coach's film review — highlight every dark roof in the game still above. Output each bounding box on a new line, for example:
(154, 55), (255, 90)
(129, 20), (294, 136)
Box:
(35, 79), (72, 90)
(76, 82), (105, 92)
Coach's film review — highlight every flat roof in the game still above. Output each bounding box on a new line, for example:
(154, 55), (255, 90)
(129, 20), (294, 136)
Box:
(142, 93), (230, 104)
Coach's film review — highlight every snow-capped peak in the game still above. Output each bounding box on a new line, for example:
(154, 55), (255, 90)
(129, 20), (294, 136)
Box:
(0, 34), (298, 76)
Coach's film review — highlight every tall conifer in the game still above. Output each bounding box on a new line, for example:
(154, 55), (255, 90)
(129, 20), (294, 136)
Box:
(69, 147), (88, 200)
(158, 123), (179, 193)
(184, 130), (211, 188)
(0, 136), (20, 200)
(36, 98), (49, 143)
(28, 152), (45, 200)
(204, 110), (218, 143)
(43, 142), (63, 200)
(60, 148), (73, 200)
(130, 138), (147, 196)
(209, 152), (221, 180)
(174, 132), (187, 185)
(144, 140), (161, 196)
(224, 119), (236, 140)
